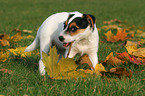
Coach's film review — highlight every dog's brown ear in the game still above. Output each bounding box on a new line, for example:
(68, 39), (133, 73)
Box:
(83, 14), (96, 30)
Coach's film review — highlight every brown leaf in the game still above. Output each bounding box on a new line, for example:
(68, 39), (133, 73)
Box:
(0, 68), (13, 74)
(104, 29), (133, 42)
(78, 54), (95, 70)
(0, 34), (10, 46)
(104, 52), (125, 66)
(102, 25), (122, 30)
(100, 67), (132, 79)
(11, 32), (22, 42)
(0, 51), (9, 62)
(103, 19), (126, 24)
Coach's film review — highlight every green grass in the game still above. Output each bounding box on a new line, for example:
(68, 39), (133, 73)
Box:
(0, 0), (145, 95)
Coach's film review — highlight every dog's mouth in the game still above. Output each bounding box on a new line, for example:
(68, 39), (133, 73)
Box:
(63, 42), (72, 47)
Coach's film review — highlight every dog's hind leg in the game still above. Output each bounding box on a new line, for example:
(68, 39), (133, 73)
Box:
(39, 39), (52, 76)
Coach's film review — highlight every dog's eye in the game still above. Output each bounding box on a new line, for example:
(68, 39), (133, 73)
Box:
(70, 26), (77, 32)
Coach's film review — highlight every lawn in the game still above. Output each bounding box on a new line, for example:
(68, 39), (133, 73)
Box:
(0, 0), (145, 95)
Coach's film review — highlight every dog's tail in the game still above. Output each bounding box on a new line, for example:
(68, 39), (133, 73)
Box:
(25, 34), (39, 52)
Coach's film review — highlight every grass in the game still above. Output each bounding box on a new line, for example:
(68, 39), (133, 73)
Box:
(0, 0), (145, 95)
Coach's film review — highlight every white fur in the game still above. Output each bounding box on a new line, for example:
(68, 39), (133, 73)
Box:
(25, 11), (99, 75)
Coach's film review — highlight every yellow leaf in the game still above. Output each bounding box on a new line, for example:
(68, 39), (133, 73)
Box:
(0, 34), (10, 46)
(95, 64), (106, 75)
(22, 35), (34, 39)
(42, 47), (59, 77)
(11, 32), (22, 42)
(125, 41), (145, 58)
(42, 46), (88, 80)
(0, 39), (10, 46)
(8, 46), (33, 57)
(0, 51), (9, 62)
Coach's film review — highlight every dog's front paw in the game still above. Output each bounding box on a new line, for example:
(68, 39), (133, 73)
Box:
(39, 69), (46, 76)
(39, 60), (46, 76)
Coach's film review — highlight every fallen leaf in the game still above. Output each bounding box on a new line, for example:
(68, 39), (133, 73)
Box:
(22, 30), (32, 33)
(77, 54), (95, 70)
(101, 25), (122, 30)
(116, 52), (144, 65)
(125, 41), (145, 58)
(0, 68), (13, 74)
(103, 19), (126, 24)
(95, 64), (106, 75)
(8, 46), (34, 57)
(0, 51), (9, 62)
(0, 34), (10, 46)
(11, 32), (23, 42)
(42, 46), (88, 80)
(22, 35), (34, 39)
(104, 29), (133, 42)
(104, 52), (125, 66)
(100, 67), (132, 79)
(0, 39), (10, 46)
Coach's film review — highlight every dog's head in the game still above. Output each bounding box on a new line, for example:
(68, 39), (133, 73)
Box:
(59, 12), (96, 47)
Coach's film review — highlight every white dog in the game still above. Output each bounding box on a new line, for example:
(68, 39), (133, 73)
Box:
(25, 11), (99, 75)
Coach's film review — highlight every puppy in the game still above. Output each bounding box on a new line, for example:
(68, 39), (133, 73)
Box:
(25, 11), (99, 75)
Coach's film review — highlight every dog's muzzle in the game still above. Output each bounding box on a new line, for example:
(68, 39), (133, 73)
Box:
(59, 36), (71, 47)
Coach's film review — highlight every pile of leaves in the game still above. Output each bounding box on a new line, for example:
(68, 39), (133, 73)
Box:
(0, 20), (145, 80)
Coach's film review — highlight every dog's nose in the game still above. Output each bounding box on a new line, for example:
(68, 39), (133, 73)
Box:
(59, 36), (65, 42)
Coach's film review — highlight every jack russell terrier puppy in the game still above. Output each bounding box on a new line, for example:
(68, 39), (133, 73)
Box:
(25, 11), (99, 75)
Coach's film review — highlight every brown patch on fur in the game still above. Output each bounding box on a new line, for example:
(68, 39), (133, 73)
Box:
(65, 20), (68, 26)
(86, 15), (94, 29)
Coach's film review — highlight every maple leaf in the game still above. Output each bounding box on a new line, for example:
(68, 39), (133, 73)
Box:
(42, 46), (88, 80)
(116, 52), (143, 65)
(125, 41), (145, 58)
(11, 32), (23, 42)
(104, 29), (133, 42)
(104, 29), (134, 42)
(8, 46), (35, 57)
(100, 67), (132, 79)
(77, 54), (95, 70)
(0, 34), (10, 46)
(0, 51), (9, 62)
(104, 52), (125, 66)
(95, 64), (106, 75)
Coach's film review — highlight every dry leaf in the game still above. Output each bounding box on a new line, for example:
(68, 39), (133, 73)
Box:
(100, 67), (132, 79)
(103, 19), (126, 24)
(22, 35), (34, 39)
(0, 34), (10, 46)
(77, 54), (95, 70)
(116, 52), (144, 65)
(125, 41), (145, 58)
(0, 51), (9, 62)
(104, 52), (125, 66)
(8, 46), (33, 57)
(22, 30), (32, 33)
(101, 25), (122, 30)
(0, 68), (13, 74)
(104, 29), (133, 42)
(11, 32), (22, 42)
(95, 64), (106, 75)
